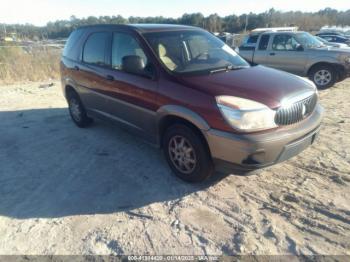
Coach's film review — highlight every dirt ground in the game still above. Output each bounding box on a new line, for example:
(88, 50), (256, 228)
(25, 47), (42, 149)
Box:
(0, 79), (349, 255)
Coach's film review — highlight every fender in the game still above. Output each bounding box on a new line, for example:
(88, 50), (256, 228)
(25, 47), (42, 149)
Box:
(61, 76), (79, 98)
(155, 105), (211, 147)
(156, 105), (210, 131)
(305, 56), (343, 75)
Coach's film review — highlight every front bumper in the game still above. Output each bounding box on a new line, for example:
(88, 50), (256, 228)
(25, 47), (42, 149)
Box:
(204, 104), (324, 173)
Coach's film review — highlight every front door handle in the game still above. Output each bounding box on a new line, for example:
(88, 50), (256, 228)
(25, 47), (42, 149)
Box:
(269, 52), (276, 56)
(74, 66), (80, 71)
(105, 75), (114, 81)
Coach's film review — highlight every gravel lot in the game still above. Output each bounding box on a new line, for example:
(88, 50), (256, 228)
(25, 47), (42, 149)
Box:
(0, 79), (349, 255)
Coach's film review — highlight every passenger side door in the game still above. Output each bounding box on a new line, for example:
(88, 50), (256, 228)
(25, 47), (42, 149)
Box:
(102, 31), (159, 141)
(267, 34), (308, 75)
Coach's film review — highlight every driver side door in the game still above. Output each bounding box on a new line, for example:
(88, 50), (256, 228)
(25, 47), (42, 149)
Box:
(267, 34), (308, 75)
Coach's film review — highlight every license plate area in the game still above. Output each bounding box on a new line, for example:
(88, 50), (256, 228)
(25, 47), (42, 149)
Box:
(278, 131), (318, 162)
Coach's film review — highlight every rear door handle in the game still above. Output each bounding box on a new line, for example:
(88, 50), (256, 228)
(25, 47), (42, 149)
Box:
(269, 52), (276, 56)
(105, 75), (114, 81)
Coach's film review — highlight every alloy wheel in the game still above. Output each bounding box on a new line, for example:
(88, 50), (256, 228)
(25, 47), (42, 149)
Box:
(168, 135), (197, 174)
(314, 69), (332, 86)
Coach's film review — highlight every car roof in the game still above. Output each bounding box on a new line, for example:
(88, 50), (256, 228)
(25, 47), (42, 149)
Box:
(317, 32), (343, 35)
(252, 27), (298, 32)
(320, 34), (347, 38)
(76, 24), (200, 33)
(130, 24), (199, 32)
(249, 31), (306, 37)
(261, 31), (306, 35)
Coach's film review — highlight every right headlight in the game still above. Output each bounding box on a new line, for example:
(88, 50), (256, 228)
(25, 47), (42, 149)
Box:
(216, 96), (277, 132)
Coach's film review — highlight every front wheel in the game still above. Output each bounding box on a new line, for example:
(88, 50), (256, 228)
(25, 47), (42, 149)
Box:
(163, 124), (214, 183)
(309, 65), (336, 89)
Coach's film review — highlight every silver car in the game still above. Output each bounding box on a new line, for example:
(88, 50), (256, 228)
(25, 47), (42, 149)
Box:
(239, 31), (350, 89)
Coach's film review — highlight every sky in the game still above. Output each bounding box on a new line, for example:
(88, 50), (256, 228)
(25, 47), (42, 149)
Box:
(0, 0), (349, 26)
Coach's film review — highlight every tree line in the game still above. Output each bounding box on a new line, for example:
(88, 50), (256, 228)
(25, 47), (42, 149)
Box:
(1, 8), (350, 40)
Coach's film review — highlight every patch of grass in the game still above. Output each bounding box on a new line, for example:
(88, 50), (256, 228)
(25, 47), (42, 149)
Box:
(0, 46), (61, 84)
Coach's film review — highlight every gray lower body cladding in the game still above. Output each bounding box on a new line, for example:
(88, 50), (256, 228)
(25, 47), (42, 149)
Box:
(204, 104), (324, 172)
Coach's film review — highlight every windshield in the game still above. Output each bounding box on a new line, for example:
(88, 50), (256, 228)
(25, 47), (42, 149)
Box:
(144, 30), (249, 74)
(295, 32), (324, 48)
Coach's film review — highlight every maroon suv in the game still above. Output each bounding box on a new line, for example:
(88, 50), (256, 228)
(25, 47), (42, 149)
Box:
(61, 24), (323, 182)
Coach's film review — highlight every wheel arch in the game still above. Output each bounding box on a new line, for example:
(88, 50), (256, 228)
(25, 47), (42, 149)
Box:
(156, 105), (211, 153)
(64, 85), (78, 98)
(62, 76), (79, 99)
(307, 61), (345, 80)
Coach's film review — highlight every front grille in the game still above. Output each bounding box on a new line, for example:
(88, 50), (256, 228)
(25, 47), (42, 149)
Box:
(275, 93), (317, 125)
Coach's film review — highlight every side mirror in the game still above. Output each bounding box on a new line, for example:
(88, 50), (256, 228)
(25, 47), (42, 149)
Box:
(122, 55), (145, 76)
(296, 44), (304, 51)
(122, 55), (155, 79)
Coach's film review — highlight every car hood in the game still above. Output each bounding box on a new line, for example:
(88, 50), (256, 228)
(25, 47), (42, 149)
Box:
(178, 65), (316, 109)
(330, 45), (350, 50)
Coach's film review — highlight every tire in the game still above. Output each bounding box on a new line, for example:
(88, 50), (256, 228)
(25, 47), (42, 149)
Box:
(309, 64), (336, 89)
(67, 91), (93, 128)
(162, 124), (214, 183)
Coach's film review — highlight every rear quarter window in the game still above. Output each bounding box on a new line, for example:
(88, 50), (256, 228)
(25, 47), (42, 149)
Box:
(247, 35), (259, 44)
(82, 32), (110, 66)
(62, 29), (84, 60)
(239, 35), (258, 50)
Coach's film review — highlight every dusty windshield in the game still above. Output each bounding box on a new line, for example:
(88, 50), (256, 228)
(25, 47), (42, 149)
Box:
(295, 32), (324, 48)
(144, 30), (249, 74)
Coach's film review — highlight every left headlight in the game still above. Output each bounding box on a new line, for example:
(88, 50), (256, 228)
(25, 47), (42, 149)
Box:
(216, 96), (277, 132)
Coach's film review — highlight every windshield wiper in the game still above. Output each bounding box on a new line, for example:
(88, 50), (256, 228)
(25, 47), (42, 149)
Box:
(209, 65), (247, 74)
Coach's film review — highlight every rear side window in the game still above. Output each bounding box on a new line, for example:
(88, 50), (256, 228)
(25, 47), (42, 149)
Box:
(63, 29), (84, 59)
(83, 32), (110, 66)
(258, 35), (270, 50)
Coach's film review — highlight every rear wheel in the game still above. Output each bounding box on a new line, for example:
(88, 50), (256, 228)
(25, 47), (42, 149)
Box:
(163, 124), (214, 183)
(67, 91), (93, 128)
(309, 64), (336, 89)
